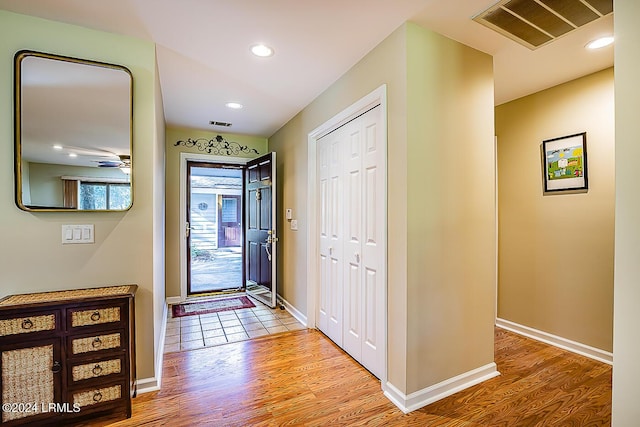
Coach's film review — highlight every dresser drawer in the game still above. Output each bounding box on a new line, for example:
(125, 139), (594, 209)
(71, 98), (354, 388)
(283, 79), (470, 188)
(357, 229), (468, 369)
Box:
(70, 332), (122, 356)
(70, 356), (124, 383)
(0, 312), (57, 337)
(71, 383), (123, 409)
(68, 304), (123, 329)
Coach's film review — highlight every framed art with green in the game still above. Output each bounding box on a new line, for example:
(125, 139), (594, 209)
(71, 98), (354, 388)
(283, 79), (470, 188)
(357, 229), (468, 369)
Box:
(542, 132), (588, 193)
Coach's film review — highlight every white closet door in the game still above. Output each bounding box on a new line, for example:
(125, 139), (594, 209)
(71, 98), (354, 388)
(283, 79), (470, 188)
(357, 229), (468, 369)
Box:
(317, 104), (384, 379)
(359, 106), (384, 376)
(343, 120), (363, 362)
(318, 131), (344, 346)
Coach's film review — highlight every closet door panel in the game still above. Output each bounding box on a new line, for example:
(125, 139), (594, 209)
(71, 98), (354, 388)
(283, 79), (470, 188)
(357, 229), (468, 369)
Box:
(318, 138), (331, 335)
(343, 125), (363, 358)
(361, 107), (385, 377)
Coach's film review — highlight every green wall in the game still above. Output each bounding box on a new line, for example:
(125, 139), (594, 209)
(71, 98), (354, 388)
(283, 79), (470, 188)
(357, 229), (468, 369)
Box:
(0, 10), (164, 383)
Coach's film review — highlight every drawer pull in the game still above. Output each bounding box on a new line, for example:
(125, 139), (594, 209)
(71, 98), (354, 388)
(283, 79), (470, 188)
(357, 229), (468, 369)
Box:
(92, 391), (103, 402)
(52, 361), (62, 374)
(92, 364), (103, 376)
(92, 337), (102, 348)
(21, 318), (33, 329)
(90, 311), (101, 321)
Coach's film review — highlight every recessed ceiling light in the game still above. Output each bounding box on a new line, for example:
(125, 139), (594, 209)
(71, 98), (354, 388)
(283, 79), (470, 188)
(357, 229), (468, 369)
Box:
(251, 44), (274, 57)
(53, 144), (63, 150)
(586, 36), (614, 49)
(225, 102), (243, 109)
(68, 153), (77, 158)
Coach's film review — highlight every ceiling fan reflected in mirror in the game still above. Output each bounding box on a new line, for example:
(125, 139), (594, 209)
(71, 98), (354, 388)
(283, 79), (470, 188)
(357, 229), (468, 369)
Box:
(95, 154), (131, 174)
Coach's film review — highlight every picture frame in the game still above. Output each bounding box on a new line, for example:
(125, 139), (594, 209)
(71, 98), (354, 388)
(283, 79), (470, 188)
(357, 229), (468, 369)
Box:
(542, 132), (588, 193)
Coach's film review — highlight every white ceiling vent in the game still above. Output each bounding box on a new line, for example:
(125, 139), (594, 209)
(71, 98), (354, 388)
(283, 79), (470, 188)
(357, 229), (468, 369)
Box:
(473, 0), (613, 50)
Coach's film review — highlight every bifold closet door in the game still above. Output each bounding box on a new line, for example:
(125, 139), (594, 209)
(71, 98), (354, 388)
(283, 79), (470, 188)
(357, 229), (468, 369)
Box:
(317, 105), (384, 378)
(318, 129), (344, 347)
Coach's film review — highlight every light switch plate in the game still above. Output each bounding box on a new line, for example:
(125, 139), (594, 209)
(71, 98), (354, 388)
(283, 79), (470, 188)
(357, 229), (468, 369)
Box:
(62, 224), (94, 244)
(290, 219), (298, 231)
(286, 209), (293, 220)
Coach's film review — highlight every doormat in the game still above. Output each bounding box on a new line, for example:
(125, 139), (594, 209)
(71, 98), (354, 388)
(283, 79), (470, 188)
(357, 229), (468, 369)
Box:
(171, 296), (255, 318)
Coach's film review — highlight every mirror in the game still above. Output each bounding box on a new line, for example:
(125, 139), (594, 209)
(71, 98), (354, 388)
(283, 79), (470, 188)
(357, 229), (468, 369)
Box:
(14, 51), (133, 211)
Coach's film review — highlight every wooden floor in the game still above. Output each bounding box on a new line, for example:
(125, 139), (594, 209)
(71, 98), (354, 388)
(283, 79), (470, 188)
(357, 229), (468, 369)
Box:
(86, 327), (611, 426)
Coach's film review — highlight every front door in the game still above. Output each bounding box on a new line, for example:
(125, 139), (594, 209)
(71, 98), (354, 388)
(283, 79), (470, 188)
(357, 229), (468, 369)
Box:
(187, 162), (244, 295)
(245, 152), (277, 308)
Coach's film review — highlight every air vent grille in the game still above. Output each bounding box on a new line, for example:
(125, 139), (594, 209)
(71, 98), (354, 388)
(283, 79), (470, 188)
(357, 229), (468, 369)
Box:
(209, 120), (232, 127)
(473, 0), (612, 50)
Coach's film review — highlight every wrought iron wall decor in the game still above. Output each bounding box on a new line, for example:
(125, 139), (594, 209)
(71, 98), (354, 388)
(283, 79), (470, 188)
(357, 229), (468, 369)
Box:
(174, 135), (259, 156)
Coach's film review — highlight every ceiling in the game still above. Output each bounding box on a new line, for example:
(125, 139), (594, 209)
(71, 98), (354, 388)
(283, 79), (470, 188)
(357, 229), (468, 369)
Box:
(0, 0), (614, 138)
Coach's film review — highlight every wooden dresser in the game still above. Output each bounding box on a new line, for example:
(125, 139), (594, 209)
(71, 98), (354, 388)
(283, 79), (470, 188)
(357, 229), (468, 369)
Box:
(0, 285), (137, 425)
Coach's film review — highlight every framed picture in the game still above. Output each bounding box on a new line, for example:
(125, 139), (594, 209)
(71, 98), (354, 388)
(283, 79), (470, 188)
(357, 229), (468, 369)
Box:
(542, 132), (588, 193)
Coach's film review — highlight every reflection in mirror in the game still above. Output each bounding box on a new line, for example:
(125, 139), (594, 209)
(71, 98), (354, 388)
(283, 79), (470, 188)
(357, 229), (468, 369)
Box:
(15, 51), (133, 211)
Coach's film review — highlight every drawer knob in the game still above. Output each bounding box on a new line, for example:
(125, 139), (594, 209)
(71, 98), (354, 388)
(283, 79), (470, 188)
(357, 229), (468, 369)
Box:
(90, 311), (101, 321)
(92, 364), (103, 376)
(92, 391), (103, 402)
(51, 361), (62, 374)
(21, 318), (34, 329)
(92, 337), (102, 348)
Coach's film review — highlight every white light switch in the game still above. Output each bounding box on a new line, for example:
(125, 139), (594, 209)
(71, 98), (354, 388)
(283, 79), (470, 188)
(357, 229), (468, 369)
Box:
(290, 219), (298, 231)
(62, 225), (94, 244)
(286, 209), (293, 220)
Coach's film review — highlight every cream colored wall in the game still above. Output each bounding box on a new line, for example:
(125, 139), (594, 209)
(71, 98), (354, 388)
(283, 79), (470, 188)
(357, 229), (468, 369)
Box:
(269, 22), (496, 396)
(269, 24), (409, 391)
(496, 68), (614, 352)
(405, 23), (496, 392)
(164, 126), (267, 298)
(612, 0), (640, 423)
(0, 10), (163, 381)
(152, 58), (166, 375)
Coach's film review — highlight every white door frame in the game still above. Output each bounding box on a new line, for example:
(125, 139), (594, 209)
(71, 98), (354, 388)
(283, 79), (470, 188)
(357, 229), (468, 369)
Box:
(179, 152), (248, 302)
(306, 84), (388, 381)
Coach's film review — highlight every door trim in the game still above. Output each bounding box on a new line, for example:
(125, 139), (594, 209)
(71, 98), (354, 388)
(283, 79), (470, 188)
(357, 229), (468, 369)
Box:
(179, 152), (248, 302)
(306, 84), (388, 382)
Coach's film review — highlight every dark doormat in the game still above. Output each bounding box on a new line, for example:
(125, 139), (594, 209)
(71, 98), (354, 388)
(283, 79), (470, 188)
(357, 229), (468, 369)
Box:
(171, 295), (255, 318)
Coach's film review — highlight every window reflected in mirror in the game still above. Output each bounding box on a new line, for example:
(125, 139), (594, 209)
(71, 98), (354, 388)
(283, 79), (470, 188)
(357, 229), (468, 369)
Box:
(14, 51), (133, 211)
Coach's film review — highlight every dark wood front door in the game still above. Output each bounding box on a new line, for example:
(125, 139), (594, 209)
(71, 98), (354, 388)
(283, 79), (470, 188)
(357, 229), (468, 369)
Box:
(245, 152), (277, 308)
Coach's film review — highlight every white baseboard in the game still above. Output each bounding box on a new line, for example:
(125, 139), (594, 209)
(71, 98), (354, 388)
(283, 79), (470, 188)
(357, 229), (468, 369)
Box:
(383, 363), (500, 413)
(166, 296), (181, 305)
(136, 376), (161, 394)
(135, 303), (168, 395)
(495, 318), (613, 365)
(277, 294), (307, 327)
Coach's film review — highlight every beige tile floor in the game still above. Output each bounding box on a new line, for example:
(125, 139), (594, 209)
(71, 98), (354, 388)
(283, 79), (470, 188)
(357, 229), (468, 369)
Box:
(164, 296), (306, 353)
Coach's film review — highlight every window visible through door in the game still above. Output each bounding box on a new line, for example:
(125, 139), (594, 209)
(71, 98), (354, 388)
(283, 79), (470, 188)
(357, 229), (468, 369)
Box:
(187, 162), (244, 296)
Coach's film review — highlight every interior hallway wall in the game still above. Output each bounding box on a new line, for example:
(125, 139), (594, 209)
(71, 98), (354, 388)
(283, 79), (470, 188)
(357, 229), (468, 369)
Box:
(496, 68), (614, 352)
(269, 21), (496, 400)
(0, 10), (164, 381)
(612, 0), (640, 423)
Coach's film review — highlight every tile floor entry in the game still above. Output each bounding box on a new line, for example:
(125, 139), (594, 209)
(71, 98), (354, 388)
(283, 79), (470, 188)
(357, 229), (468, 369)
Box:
(164, 295), (306, 353)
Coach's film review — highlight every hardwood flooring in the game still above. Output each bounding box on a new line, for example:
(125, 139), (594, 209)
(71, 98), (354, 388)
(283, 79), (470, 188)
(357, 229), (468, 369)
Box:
(83, 327), (611, 426)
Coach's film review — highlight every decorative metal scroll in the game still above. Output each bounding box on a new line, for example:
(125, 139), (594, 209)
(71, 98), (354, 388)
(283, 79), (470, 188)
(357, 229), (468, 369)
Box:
(174, 135), (259, 156)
